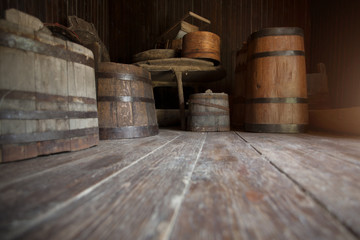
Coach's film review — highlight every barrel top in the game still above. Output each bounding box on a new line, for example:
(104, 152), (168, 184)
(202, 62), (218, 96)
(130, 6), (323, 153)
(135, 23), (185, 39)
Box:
(184, 31), (220, 39)
(98, 62), (150, 79)
(250, 27), (304, 40)
(190, 92), (228, 99)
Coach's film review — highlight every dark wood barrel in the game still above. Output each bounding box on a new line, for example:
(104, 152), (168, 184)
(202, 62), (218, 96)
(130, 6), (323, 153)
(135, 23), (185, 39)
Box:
(188, 92), (230, 132)
(245, 27), (308, 133)
(182, 31), (221, 64)
(0, 18), (99, 162)
(96, 63), (159, 139)
(230, 42), (247, 129)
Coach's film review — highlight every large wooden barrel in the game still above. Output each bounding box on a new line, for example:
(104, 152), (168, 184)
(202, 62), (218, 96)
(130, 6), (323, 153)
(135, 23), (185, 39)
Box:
(230, 42), (248, 129)
(245, 27), (308, 133)
(188, 92), (230, 132)
(96, 63), (159, 139)
(0, 18), (99, 162)
(182, 31), (221, 64)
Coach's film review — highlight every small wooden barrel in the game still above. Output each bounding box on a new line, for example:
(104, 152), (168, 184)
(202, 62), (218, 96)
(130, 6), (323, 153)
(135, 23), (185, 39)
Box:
(188, 92), (230, 132)
(96, 63), (159, 139)
(182, 31), (221, 64)
(231, 42), (248, 129)
(245, 27), (308, 133)
(0, 19), (99, 162)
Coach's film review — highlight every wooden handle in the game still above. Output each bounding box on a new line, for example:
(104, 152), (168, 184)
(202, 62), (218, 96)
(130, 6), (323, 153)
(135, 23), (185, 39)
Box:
(187, 11), (211, 24)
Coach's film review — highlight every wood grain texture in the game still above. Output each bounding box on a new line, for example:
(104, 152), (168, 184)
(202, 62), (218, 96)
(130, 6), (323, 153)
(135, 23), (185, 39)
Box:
(0, 130), (182, 239)
(0, 130), (358, 239)
(237, 131), (360, 237)
(0, 131), (206, 240)
(170, 132), (356, 240)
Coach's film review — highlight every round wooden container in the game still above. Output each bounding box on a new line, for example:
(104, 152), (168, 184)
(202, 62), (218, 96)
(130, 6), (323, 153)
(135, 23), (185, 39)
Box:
(96, 63), (159, 139)
(230, 42), (248, 129)
(245, 27), (308, 133)
(0, 20), (99, 162)
(188, 92), (230, 132)
(182, 31), (221, 64)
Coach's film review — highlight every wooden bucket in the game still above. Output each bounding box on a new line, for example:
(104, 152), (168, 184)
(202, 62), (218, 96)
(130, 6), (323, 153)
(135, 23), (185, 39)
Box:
(182, 31), (221, 64)
(231, 42), (248, 129)
(96, 63), (159, 139)
(245, 27), (308, 133)
(188, 92), (230, 132)
(0, 19), (99, 162)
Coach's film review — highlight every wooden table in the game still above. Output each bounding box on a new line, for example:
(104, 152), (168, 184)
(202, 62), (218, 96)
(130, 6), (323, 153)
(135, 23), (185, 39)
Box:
(135, 58), (226, 130)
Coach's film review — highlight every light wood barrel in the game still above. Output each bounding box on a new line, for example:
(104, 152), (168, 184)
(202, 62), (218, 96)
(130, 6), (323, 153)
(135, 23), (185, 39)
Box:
(0, 19), (99, 162)
(230, 42), (247, 129)
(188, 93), (230, 132)
(97, 63), (159, 139)
(245, 27), (308, 133)
(182, 31), (221, 64)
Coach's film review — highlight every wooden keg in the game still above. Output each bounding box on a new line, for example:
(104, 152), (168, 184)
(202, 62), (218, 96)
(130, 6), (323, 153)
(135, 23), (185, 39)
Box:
(96, 63), (159, 139)
(245, 27), (308, 133)
(0, 19), (99, 162)
(188, 92), (230, 132)
(230, 42), (248, 129)
(182, 31), (221, 64)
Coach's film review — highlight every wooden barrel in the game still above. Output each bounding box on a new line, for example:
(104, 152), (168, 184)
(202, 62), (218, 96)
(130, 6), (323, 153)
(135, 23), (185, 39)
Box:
(96, 63), (159, 139)
(182, 31), (221, 64)
(188, 92), (230, 132)
(0, 19), (99, 162)
(230, 42), (248, 129)
(245, 27), (308, 133)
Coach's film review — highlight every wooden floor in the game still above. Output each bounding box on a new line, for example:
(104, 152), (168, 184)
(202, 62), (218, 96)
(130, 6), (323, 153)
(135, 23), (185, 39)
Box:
(1, 129), (360, 240)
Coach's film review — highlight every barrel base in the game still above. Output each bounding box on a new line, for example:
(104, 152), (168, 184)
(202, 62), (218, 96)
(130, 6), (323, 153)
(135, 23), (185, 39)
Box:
(99, 125), (159, 139)
(244, 123), (307, 133)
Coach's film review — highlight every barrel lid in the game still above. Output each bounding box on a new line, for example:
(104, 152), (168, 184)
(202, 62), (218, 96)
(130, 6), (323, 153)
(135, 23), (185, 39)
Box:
(250, 27), (304, 40)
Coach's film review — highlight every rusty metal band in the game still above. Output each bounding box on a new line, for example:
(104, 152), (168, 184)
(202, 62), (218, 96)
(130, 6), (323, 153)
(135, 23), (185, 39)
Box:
(0, 89), (97, 104)
(0, 110), (98, 120)
(245, 97), (308, 104)
(244, 123), (307, 133)
(250, 50), (305, 60)
(190, 111), (229, 116)
(250, 27), (304, 40)
(96, 72), (152, 84)
(99, 125), (159, 139)
(0, 31), (94, 68)
(97, 96), (155, 104)
(0, 127), (99, 144)
(189, 100), (229, 111)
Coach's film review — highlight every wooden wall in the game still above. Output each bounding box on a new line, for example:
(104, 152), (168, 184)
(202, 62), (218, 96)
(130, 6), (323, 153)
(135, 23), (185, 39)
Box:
(0, 0), (109, 48)
(310, 0), (360, 108)
(109, 0), (311, 93)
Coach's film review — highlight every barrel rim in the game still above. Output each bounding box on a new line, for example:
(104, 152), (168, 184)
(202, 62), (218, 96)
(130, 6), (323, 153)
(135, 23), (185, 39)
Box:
(98, 62), (151, 79)
(250, 27), (304, 40)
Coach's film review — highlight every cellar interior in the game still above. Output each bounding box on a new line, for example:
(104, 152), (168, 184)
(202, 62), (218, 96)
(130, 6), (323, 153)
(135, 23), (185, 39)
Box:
(0, 1), (359, 239)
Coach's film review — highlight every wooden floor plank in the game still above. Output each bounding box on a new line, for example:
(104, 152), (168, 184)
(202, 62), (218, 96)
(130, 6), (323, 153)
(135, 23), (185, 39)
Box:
(0, 130), (180, 188)
(170, 132), (356, 240)
(237, 131), (360, 238)
(1, 131), (207, 240)
(0, 130), (181, 238)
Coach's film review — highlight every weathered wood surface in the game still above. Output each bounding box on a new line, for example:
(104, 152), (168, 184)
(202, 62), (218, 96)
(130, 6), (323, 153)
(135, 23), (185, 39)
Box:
(132, 49), (177, 63)
(0, 130), (181, 239)
(237, 131), (360, 237)
(0, 130), (359, 239)
(171, 132), (356, 239)
(0, 131), (206, 240)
